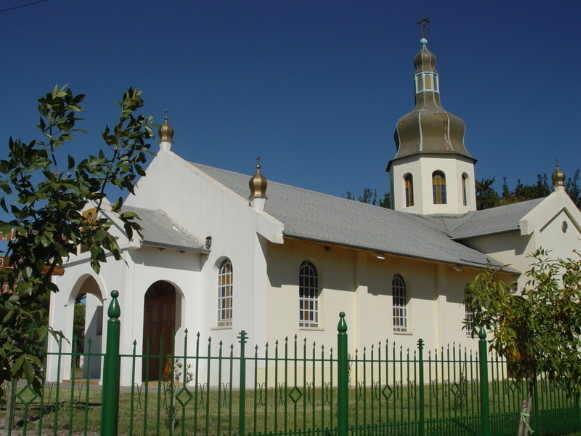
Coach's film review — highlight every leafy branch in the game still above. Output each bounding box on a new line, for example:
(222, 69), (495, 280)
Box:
(0, 85), (154, 394)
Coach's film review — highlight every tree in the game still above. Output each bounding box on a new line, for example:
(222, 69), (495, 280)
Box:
(465, 249), (581, 435)
(475, 178), (500, 210)
(344, 188), (390, 208)
(0, 86), (154, 395)
(565, 169), (581, 208)
(500, 174), (551, 205)
(485, 171), (580, 210)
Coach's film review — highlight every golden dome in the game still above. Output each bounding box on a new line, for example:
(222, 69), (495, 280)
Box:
(158, 114), (174, 145)
(249, 162), (267, 199)
(414, 39), (437, 74)
(552, 162), (565, 190)
(388, 38), (474, 170)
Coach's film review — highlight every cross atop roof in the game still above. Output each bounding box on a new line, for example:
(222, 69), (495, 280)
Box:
(417, 15), (430, 39)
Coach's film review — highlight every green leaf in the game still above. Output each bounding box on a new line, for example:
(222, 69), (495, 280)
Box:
(23, 359), (35, 384)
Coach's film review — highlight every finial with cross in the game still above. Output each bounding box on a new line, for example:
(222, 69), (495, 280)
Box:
(256, 155), (262, 168)
(417, 15), (430, 39)
(164, 109), (169, 121)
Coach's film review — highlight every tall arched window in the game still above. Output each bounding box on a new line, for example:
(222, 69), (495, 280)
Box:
(432, 171), (447, 204)
(404, 173), (414, 207)
(464, 285), (473, 337)
(392, 274), (407, 332)
(218, 259), (233, 326)
(462, 173), (469, 206)
(299, 261), (319, 327)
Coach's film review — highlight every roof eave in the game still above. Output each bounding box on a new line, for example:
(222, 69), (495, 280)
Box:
(282, 234), (513, 273)
(452, 228), (520, 241)
(141, 241), (210, 254)
(387, 151), (477, 172)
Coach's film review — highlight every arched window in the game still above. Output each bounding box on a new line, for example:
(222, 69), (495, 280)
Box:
(299, 261), (319, 327)
(432, 171), (447, 204)
(404, 174), (414, 207)
(392, 274), (407, 332)
(464, 285), (473, 337)
(462, 173), (469, 206)
(218, 259), (233, 326)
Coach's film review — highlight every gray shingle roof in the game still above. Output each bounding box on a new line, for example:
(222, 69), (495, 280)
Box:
(429, 198), (544, 240)
(193, 163), (506, 269)
(122, 206), (207, 253)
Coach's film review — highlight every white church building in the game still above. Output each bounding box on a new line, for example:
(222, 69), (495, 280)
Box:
(47, 37), (581, 385)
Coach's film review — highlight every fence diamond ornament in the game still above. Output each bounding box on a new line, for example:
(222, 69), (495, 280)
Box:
(289, 386), (303, 404)
(176, 386), (193, 407)
(16, 385), (39, 406)
(450, 381), (461, 397)
(509, 380), (521, 393)
(382, 384), (394, 400)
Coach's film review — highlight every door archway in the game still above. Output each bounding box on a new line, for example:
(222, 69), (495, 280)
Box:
(68, 275), (104, 380)
(143, 280), (177, 381)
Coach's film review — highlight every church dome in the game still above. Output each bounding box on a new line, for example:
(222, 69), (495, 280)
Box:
(414, 38), (437, 73)
(552, 162), (565, 190)
(158, 115), (174, 145)
(390, 39), (474, 167)
(249, 163), (267, 199)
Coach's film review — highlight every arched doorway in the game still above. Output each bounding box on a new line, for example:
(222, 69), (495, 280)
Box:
(73, 276), (104, 380)
(143, 281), (177, 381)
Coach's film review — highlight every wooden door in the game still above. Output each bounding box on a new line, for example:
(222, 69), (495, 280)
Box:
(143, 292), (175, 381)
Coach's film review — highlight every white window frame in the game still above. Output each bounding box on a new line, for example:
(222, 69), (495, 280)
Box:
(392, 274), (408, 332)
(299, 261), (319, 328)
(462, 173), (469, 206)
(464, 285), (473, 337)
(432, 171), (447, 204)
(415, 72), (439, 94)
(404, 173), (414, 207)
(218, 259), (233, 326)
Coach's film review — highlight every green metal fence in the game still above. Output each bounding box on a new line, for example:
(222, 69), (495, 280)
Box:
(1, 291), (580, 436)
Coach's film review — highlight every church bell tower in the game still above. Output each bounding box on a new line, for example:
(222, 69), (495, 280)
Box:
(387, 19), (477, 215)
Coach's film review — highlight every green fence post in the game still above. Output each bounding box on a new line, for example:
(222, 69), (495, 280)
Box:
(100, 290), (121, 436)
(577, 398), (581, 430)
(6, 378), (16, 436)
(478, 327), (490, 436)
(533, 375), (540, 434)
(337, 312), (348, 436)
(418, 339), (425, 436)
(238, 330), (248, 436)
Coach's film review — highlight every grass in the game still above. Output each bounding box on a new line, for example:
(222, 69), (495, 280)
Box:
(2, 378), (580, 436)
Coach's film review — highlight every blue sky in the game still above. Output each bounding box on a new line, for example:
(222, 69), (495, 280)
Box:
(1, 0), (579, 200)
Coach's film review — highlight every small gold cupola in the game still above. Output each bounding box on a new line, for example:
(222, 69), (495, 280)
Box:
(552, 161), (566, 191)
(249, 158), (267, 199)
(249, 157), (268, 211)
(158, 113), (174, 152)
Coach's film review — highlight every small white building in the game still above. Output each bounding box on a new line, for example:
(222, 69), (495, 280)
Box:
(47, 37), (581, 386)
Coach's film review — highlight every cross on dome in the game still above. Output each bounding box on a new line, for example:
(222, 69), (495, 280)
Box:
(417, 15), (430, 40)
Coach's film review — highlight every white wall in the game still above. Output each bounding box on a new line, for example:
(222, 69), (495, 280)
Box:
(122, 150), (283, 383)
(462, 191), (581, 288)
(265, 238), (479, 355)
(390, 154), (476, 214)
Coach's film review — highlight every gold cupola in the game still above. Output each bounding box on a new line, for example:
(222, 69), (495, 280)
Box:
(158, 114), (174, 151)
(552, 161), (566, 191)
(387, 38), (474, 171)
(249, 160), (267, 200)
